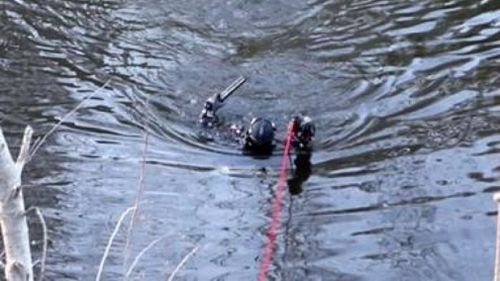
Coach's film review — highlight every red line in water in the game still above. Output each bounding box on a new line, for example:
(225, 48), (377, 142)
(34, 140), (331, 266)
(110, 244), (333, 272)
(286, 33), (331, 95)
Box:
(257, 121), (295, 281)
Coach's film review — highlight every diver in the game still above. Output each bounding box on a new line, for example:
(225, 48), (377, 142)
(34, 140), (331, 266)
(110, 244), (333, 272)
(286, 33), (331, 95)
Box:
(287, 115), (314, 195)
(199, 76), (315, 156)
(200, 77), (316, 156)
(200, 76), (315, 195)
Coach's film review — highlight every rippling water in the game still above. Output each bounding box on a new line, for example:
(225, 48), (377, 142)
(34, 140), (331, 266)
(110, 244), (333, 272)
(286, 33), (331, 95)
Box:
(1, 0), (500, 280)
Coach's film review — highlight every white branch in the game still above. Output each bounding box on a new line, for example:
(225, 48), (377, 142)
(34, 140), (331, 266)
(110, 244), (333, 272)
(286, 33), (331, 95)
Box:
(125, 234), (168, 278)
(0, 129), (16, 185)
(0, 126), (34, 281)
(16, 126), (33, 170)
(95, 206), (136, 281)
(29, 80), (110, 160)
(167, 246), (199, 281)
(32, 208), (47, 281)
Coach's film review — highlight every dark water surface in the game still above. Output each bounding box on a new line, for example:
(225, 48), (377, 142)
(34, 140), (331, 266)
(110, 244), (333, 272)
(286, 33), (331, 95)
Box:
(1, 0), (500, 280)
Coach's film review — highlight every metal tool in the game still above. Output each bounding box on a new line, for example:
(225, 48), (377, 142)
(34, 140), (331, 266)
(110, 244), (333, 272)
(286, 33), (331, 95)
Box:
(200, 76), (246, 127)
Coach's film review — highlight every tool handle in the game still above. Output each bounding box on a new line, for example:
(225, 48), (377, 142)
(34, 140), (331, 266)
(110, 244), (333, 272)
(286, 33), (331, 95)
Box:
(219, 76), (246, 102)
(200, 76), (246, 127)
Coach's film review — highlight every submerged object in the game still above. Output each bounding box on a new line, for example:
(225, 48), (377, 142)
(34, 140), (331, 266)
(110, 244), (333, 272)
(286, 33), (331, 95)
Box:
(242, 117), (276, 155)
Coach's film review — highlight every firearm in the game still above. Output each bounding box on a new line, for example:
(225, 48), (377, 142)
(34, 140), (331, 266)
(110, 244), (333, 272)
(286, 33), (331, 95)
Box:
(200, 76), (246, 127)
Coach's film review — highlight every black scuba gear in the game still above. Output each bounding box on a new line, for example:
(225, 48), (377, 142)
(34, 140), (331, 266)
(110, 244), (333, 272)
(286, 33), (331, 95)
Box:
(292, 115), (315, 149)
(242, 118), (276, 155)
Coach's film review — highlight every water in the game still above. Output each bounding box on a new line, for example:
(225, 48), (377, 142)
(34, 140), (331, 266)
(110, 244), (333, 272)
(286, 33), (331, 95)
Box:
(0, 0), (499, 280)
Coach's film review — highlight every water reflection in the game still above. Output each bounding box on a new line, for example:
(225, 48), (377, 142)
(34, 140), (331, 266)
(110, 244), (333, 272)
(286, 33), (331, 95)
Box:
(0, 0), (499, 280)
(288, 148), (312, 196)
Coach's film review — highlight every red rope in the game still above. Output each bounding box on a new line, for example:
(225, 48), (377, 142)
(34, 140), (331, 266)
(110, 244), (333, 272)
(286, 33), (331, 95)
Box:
(257, 121), (296, 281)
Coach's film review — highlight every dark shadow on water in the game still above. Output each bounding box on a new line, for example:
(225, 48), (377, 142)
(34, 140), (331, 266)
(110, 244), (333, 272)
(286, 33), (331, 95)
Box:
(288, 148), (312, 196)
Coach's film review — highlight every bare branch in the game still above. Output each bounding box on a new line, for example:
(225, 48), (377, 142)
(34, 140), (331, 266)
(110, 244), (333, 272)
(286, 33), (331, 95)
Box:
(24, 207), (48, 281)
(16, 126), (33, 169)
(0, 128), (14, 168)
(95, 206), (136, 281)
(34, 208), (47, 281)
(124, 130), (149, 269)
(167, 246), (199, 281)
(7, 261), (29, 281)
(125, 234), (169, 278)
(29, 80), (111, 160)
(0, 126), (34, 281)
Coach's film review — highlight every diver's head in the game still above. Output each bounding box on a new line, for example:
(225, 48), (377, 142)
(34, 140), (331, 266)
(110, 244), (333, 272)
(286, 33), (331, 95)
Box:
(243, 118), (276, 155)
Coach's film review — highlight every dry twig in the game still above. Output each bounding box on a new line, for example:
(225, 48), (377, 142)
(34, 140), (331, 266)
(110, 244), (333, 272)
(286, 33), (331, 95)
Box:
(125, 234), (169, 278)
(24, 207), (48, 281)
(34, 208), (47, 281)
(124, 130), (149, 270)
(29, 80), (111, 160)
(167, 246), (200, 281)
(95, 206), (136, 281)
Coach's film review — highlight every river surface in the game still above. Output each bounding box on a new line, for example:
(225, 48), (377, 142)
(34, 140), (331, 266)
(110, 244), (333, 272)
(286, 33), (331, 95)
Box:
(1, 0), (500, 280)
